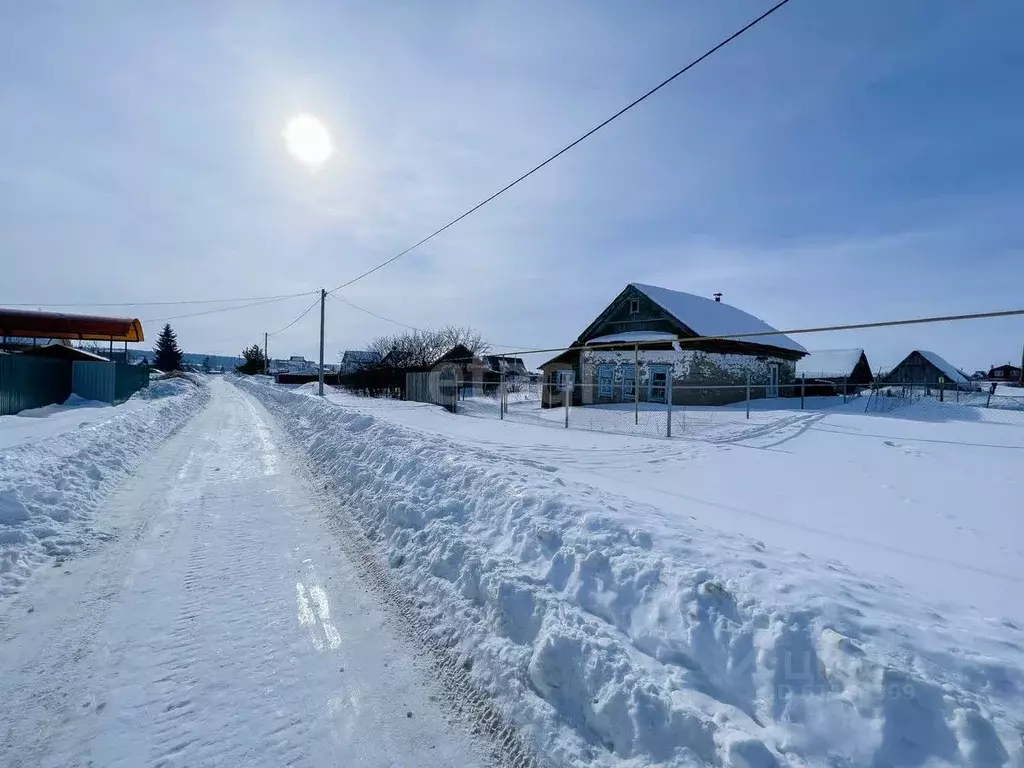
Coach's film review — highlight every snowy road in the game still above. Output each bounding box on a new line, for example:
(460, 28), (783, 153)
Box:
(0, 379), (487, 767)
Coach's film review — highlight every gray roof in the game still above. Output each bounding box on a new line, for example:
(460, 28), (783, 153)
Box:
(342, 350), (381, 364)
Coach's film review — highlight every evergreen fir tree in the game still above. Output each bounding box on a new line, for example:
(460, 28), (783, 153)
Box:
(153, 323), (185, 371)
(236, 344), (267, 375)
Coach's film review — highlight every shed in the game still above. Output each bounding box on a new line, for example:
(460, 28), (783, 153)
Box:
(885, 350), (975, 392)
(796, 349), (873, 394)
(21, 343), (110, 363)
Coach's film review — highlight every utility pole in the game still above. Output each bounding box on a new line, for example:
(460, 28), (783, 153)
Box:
(318, 288), (326, 396)
(634, 344), (640, 425)
(264, 332), (268, 375)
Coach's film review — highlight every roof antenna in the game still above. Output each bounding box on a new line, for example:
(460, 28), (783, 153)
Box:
(713, 293), (722, 303)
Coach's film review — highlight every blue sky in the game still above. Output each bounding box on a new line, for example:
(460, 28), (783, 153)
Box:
(1, 0), (1022, 372)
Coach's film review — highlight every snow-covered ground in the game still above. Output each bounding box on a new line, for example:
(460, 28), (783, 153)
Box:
(237, 378), (1024, 767)
(0, 396), (147, 451)
(0, 379), (493, 767)
(0, 377), (209, 596)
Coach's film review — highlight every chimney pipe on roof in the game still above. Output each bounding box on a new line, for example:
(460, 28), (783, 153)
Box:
(713, 293), (722, 303)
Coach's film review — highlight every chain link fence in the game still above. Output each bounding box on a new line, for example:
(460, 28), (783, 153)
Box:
(454, 378), (866, 439)
(450, 375), (1024, 439)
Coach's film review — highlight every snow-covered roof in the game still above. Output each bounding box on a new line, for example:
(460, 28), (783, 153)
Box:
(586, 331), (678, 345)
(482, 355), (528, 375)
(917, 350), (970, 385)
(796, 349), (865, 378)
(342, 350), (381, 364)
(630, 284), (807, 354)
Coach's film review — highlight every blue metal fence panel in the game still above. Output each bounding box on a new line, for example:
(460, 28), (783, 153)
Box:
(0, 354), (73, 416)
(113, 363), (150, 404)
(72, 361), (116, 403)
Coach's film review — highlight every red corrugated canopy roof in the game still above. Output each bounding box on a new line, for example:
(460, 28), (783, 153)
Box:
(0, 308), (144, 342)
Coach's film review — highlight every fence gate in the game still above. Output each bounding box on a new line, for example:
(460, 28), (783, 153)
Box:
(405, 369), (460, 412)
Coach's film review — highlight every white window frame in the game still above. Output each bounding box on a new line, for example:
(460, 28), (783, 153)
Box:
(628, 298), (640, 315)
(766, 362), (780, 398)
(648, 365), (669, 403)
(597, 364), (614, 398)
(621, 364), (636, 399)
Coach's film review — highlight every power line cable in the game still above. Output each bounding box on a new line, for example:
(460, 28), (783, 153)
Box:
(4, 290), (316, 309)
(143, 292), (318, 324)
(268, 294), (323, 336)
(327, 0), (795, 295)
(456, 307), (1024, 362)
(327, 292), (422, 331)
(325, 291), (538, 350)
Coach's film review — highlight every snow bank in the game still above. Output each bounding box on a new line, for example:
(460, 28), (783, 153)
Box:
(0, 377), (208, 596)
(236, 378), (1024, 768)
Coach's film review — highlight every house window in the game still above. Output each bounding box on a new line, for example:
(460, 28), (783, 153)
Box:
(621, 365), (636, 399)
(597, 365), (614, 398)
(628, 298), (640, 315)
(649, 365), (669, 403)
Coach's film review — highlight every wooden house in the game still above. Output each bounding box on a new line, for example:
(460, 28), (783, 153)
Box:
(885, 351), (976, 392)
(539, 284), (806, 407)
(987, 364), (1022, 383)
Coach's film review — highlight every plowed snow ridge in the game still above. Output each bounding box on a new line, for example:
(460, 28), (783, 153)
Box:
(235, 377), (1024, 768)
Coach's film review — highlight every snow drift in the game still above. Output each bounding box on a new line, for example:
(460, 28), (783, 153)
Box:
(235, 377), (1023, 768)
(0, 377), (209, 596)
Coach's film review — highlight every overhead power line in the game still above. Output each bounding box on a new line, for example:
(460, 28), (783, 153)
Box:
(144, 292), (318, 324)
(327, 292), (422, 331)
(325, 291), (538, 350)
(4, 291), (316, 309)
(460, 307), (1024, 361)
(327, 0), (795, 295)
(268, 294), (323, 336)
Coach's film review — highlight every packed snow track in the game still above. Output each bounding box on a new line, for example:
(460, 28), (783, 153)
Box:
(0, 379), (493, 767)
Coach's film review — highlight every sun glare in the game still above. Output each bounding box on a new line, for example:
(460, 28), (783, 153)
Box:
(283, 114), (334, 167)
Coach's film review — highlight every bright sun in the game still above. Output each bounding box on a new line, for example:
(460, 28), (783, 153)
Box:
(282, 114), (334, 167)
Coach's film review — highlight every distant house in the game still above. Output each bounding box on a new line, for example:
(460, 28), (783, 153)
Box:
(988, 364), (1022, 382)
(286, 355), (318, 374)
(340, 350), (382, 374)
(539, 283), (806, 407)
(885, 351), (976, 392)
(482, 355), (529, 379)
(970, 370), (988, 381)
(796, 349), (873, 394)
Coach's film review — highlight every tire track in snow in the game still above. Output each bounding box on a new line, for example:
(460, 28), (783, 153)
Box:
(275, 438), (545, 768)
(13, 379), (489, 768)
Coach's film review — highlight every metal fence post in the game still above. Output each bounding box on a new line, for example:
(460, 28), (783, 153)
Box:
(843, 378), (848, 404)
(746, 371), (751, 420)
(499, 372), (505, 420)
(940, 379), (945, 403)
(564, 376), (571, 429)
(800, 373), (806, 410)
(666, 383), (672, 438)
(634, 344), (640, 426)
